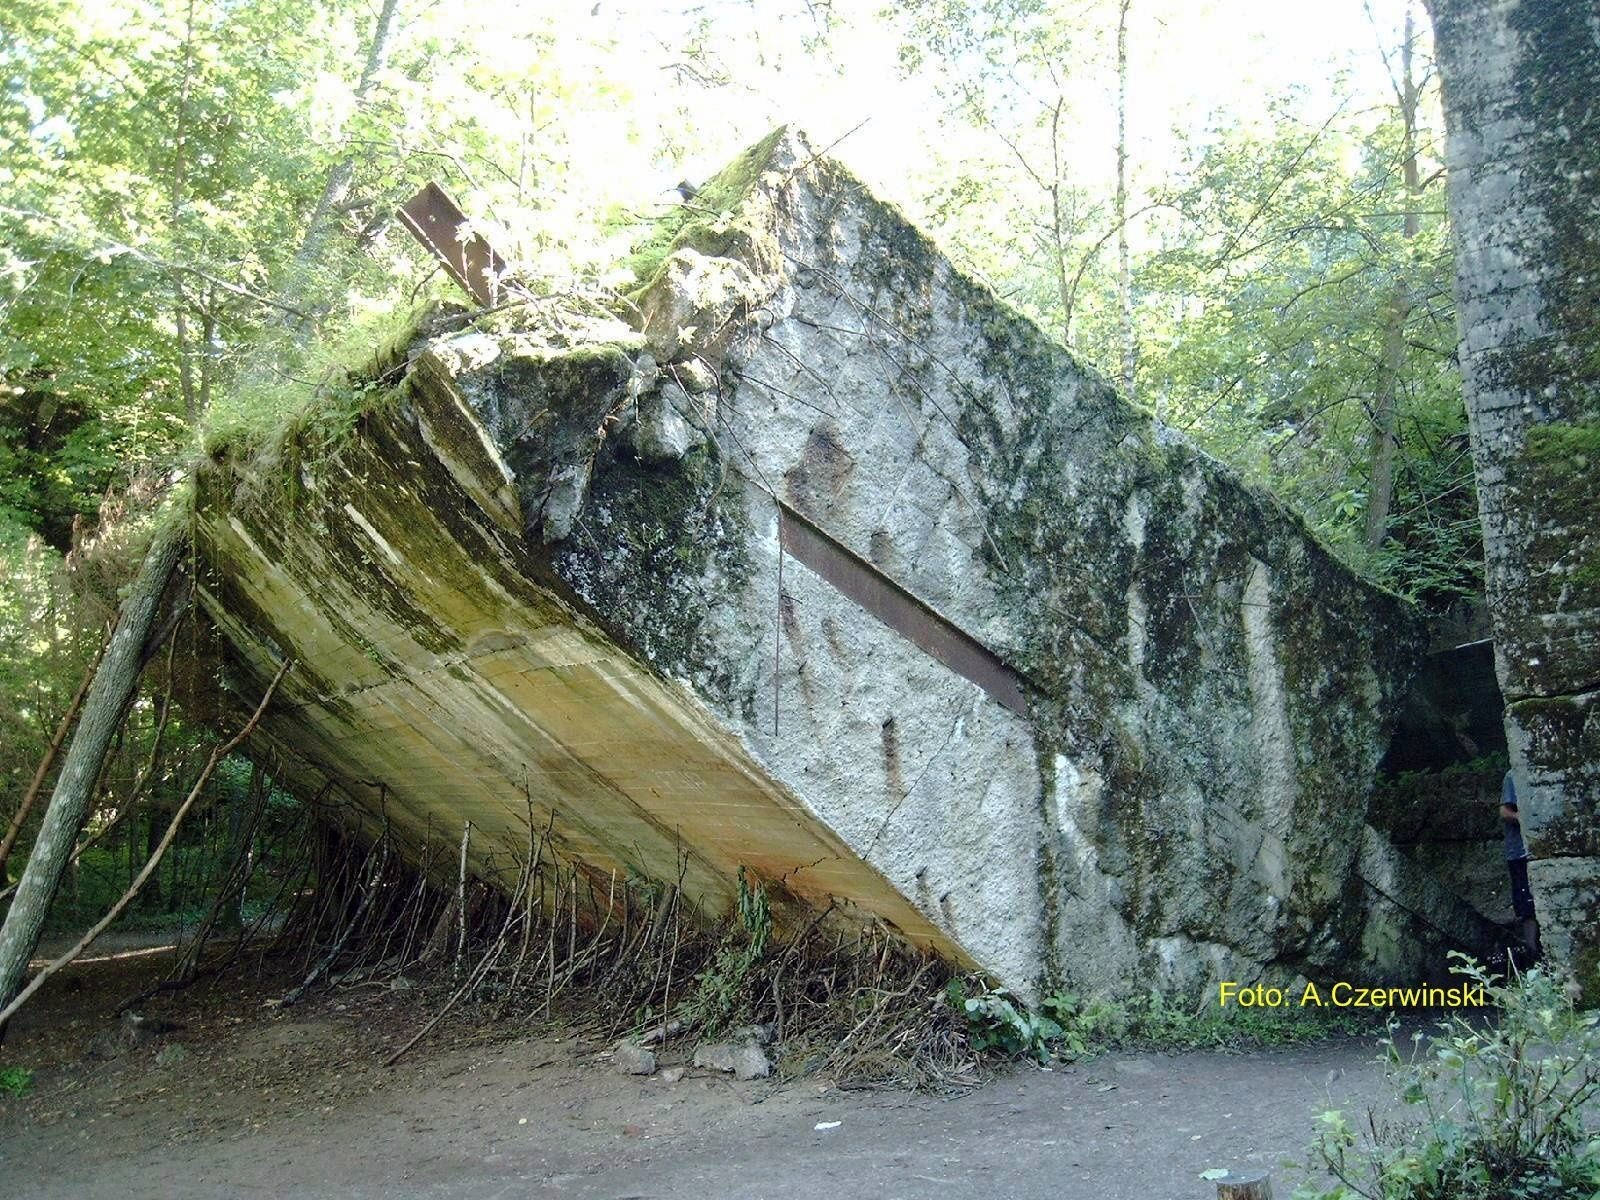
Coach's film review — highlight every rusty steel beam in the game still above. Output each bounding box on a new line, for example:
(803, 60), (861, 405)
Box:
(397, 182), (507, 307)
(778, 504), (1029, 716)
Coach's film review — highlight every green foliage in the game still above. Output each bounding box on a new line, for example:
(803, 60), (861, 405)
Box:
(1137, 89), (1477, 607)
(686, 866), (772, 1035)
(1, 0), (754, 547)
(1297, 957), (1600, 1200)
(3, 0), (1489, 620)
(0, 1065), (34, 1096)
(949, 980), (1371, 1064)
(199, 292), (441, 462)
(896, 6), (1479, 610)
(620, 126), (789, 293)
(0, 522), (100, 855)
(949, 980), (1064, 1063)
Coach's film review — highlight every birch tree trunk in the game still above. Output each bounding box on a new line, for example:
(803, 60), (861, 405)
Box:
(0, 523), (184, 1013)
(1424, 0), (1600, 992)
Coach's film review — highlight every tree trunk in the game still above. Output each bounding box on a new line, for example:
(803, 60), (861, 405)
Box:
(290, 0), (402, 288)
(1424, 0), (1600, 992)
(1364, 289), (1407, 550)
(1364, 4), (1421, 552)
(1115, 0), (1136, 409)
(0, 523), (184, 1013)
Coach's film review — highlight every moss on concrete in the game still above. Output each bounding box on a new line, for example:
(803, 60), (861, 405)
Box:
(622, 127), (793, 297)
(550, 431), (755, 708)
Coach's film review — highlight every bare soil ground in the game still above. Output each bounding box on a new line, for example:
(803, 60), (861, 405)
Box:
(0, 940), (1398, 1199)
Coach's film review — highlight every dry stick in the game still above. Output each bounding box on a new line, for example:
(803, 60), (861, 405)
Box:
(386, 848), (436, 971)
(769, 900), (837, 1044)
(513, 779), (538, 975)
(293, 831), (355, 969)
(0, 632), (108, 880)
(661, 895), (682, 1024)
(567, 874), (576, 971)
(507, 813), (550, 997)
(171, 760), (272, 984)
(544, 861), (562, 1017)
(550, 872), (617, 994)
(384, 843), (534, 1068)
(117, 809), (314, 1015)
(396, 818), (437, 967)
(455, 819), (470, 977)
(382, 930), (507, 1068)
(0, 658), (291, 1027)
(264, 783), (336, 957)
(825, 961), (931, 1077)
(281, 827), (390, 1005)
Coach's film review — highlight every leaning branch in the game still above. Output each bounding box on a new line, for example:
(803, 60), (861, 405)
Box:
(0, 658), (292, 1027)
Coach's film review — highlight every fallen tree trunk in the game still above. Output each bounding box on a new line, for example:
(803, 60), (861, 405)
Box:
(0, 521), (185, 1015)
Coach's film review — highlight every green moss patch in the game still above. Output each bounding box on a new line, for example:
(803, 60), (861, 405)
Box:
(621, 127), (791, 296)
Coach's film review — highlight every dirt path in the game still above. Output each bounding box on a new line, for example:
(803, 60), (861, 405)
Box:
(0, 945), (1396, 1199)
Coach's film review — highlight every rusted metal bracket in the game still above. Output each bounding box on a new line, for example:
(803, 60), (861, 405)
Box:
(777, 503), (1029, 716)
(397, 182), (507, 307)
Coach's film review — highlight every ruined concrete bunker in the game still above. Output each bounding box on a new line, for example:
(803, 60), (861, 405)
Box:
(194, 129), (1494, 1000)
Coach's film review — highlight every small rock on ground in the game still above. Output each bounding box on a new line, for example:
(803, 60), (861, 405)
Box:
(613, 1041), (658, 1076)
(692, 1041), (770, 1080)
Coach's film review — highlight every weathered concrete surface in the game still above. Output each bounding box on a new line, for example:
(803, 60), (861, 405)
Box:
(193, 360), (957, 958)
(195, 130), (1486, 1000)
(1427, 0), (1600, 996)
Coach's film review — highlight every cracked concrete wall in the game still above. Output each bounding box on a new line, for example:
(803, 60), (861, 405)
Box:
(193, 352), (961, 963)
(195, 128), (1492, 1002)
(431, 130), (1483, 997)
(1427, 0), (1600, 996)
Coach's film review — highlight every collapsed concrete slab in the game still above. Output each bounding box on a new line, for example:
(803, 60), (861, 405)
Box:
(195, 129), (1493, 1000)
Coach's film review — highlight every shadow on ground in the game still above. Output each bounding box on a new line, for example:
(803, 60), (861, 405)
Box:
(0, 939), (1397, 1199)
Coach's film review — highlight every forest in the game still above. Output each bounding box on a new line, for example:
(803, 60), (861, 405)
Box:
(0, 0), (1596, 1196)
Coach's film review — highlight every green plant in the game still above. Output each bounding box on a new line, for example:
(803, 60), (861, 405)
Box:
(686, 866), (772, 1035)
(0, 1066), (33, 1096)
(948, 980), (1373, 1066)
(1296, 955), (1600, 1200)
(948, 980), (1377, 1067)
(1054, 987), (1372, 1054)
(949, 980), (1063, 1063)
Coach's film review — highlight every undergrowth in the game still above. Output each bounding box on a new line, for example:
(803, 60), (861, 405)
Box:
(28, 791), (1381, 1100)
(1295, 955), (1600, 1200)
(199, 294), (440, 464)
(950, 981), (1376, 1064)
(0, 1065), (33, 1096)
(252, 818), (977, 1092)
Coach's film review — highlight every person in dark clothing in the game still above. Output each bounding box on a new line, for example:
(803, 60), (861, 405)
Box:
(1501, 768), (1542, 964)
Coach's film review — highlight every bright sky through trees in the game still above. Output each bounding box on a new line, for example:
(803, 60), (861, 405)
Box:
(588, 0), (1408, 216)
